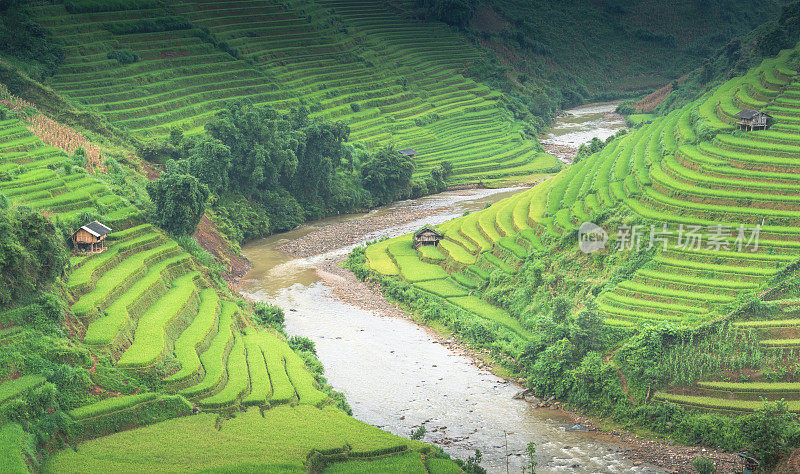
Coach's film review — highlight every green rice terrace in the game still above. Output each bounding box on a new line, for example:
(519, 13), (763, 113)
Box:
(0, 103), (458, 470)
(28, 0), (562, 185)
(362, 44), (800, 425)
(5, 0), (800, 472)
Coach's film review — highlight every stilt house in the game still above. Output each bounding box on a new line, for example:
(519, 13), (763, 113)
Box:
(413, 225), (443, 249)
(735, 109), (771, 131)
(71, 221), (111, 254)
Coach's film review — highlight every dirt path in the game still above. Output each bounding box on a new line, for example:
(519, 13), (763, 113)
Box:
(604, 349), (636, 406)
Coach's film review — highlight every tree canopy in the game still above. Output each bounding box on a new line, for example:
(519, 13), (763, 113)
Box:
(146, 170), (209, 236)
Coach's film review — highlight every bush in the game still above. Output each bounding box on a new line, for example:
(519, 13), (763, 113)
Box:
(253, 302), (284, 328)
(106, 49), (139, 64)
(692, 457), (716, 474)
(0, 207), (68, 309)
(736, 400), (800, 469)
(0, 6), (64, 80)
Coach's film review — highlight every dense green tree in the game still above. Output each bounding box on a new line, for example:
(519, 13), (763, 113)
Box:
(146, 170), (209, 236)
(361, 147), (415, 205)
(0, 3), (64, 80)
(0, 206), (68, 308)
(417, 0), (475, 27)
(736, 401), (800, 468)
(204, 101), (300, 194)
(187, 138), (231, 194)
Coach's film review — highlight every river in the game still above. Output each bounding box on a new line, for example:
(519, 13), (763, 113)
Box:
(238, 105), (652, 473)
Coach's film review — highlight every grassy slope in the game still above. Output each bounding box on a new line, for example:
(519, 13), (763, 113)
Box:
(0, 98), (457, 472)
(42, 406), (430, 472)
(366, 44), (800, 413)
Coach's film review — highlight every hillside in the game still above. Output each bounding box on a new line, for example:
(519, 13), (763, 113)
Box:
(25, 0), (560, 186)
(358, 43), (800, 461)
(0, 89), (460, 471)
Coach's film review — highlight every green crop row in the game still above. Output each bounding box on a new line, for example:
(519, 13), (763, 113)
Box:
(116, 273), (200, 368)
(654, 392), (800, 413)
(0, 375), (47, 405)
(242, 330), (271, 406)
(84, 254), (191, 345)
(68, 393), (157, 420)
(414, 279), (469, 298)
(284, 347), (327, 406)
(179, 302), (236, 398)
(166, 290), (220, 383)
(200, 334), (249, 408)
(447, 295), (529, 338)
(72, 242), (180, 317)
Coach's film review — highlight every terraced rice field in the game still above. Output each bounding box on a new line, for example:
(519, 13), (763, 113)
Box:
(42, 405), (444, 473)
(31, 0), (560, 184)
(366, 45), (800, 414)
(0, 103), (328, 414)
(0, 119), (138, 224)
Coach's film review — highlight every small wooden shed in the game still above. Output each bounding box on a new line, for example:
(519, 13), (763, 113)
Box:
(413, 225), (443, 249)
(398, 148), (418, 159)
(71, 220), (112, 254)
(734, 109), (771, 131)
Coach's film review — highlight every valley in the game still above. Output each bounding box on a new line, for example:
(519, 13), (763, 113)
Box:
(3, 1), (800, 473)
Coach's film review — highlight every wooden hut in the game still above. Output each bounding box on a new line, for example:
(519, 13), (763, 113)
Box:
(413, 225), (443, 249)
(734, 109), (771, 131)
(71, 221), (111, 254)
(398, 148), (418, 159)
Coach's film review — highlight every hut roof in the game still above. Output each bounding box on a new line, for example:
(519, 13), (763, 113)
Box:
(413, 225), (444, 238)
(80, 221), (112, 238)
(734, 109), (771, 120)
(398, 148), (417, 156)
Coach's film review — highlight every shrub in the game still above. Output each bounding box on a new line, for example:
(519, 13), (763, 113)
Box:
(692, 457), (716, 474)
(106, 49), (139, 64)
(253, 302), (284, 328)
(736, 400), (800, 469)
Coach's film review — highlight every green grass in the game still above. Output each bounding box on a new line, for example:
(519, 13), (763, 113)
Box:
(654, 392), (800, 413)
(414, 279), (469, 298)
(365, 240), (399, 276)
(261, 334), (296, 404)
(179, 302), (236, 398)
(0, 423), (30, 474)
(448, 296), (528, 338)
(242, 330), (271, 406)
(284, 346), (327, 406)
(68, 393), (157, 420)
(42, 406), (427, 473)
(71, 242), (180, 317)
(324, 452), (426, 472)
(83, 254), (191, 345)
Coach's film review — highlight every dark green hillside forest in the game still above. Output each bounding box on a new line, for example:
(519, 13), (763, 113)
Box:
(437, 0), (783, 129)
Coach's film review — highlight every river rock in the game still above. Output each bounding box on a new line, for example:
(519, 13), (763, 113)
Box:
(567, 424), (588, 432)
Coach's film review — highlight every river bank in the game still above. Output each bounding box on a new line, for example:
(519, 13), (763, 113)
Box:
(313, 259), (746, 474)
(233, 103), (741, 472)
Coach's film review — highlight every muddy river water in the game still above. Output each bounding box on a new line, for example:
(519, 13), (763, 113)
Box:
(238, 106), (655, 473)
